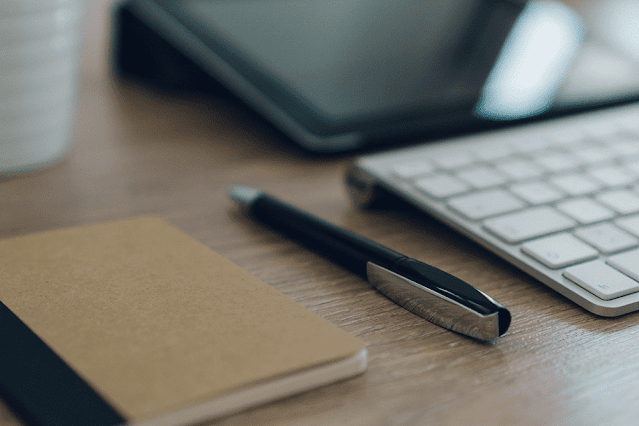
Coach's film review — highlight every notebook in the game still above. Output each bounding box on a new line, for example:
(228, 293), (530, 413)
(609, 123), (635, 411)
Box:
(0, 216), (367, 426)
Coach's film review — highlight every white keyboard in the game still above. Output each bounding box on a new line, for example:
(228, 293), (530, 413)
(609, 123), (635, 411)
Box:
(347, 103), (639, 316)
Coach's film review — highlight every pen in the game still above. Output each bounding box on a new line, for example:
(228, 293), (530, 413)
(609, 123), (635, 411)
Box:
(227, 185), (511, 341)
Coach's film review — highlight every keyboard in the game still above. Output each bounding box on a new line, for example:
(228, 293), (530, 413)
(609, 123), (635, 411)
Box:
(347, 103), (639, 317)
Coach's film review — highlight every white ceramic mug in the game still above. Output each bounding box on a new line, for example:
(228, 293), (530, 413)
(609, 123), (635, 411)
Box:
(0, 0), (83, 176)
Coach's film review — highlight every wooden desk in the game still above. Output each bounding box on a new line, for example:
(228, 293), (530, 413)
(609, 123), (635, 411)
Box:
(2, 2), (639, 425)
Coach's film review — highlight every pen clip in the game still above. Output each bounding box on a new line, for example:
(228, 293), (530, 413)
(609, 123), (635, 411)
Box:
(366, 262), (509, 341)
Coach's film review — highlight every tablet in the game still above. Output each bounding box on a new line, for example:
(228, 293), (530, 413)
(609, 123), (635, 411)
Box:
(114, 0), (639, 152)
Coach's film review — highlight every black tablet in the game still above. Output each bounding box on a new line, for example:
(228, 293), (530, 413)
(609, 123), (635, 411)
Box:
(114, 0), (639, 152)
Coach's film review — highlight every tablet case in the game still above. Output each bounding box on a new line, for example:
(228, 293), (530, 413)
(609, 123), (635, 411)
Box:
(0, 216), (367, 426)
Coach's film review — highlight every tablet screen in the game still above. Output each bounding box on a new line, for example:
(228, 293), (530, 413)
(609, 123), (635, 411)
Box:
(176, 0), (522, 124)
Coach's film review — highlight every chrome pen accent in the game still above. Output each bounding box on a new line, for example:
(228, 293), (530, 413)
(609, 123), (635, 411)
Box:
(366, 263), (501, 341)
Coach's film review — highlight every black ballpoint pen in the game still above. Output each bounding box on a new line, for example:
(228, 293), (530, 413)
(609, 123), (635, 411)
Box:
(228, 185), (511, 341)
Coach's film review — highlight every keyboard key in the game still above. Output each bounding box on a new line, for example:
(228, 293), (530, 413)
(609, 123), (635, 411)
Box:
(413, 174), (470, 199)
(456, 166), (508, 189)
(534, 153), (580, 172)
(547, 127), (588, 145)
(521, 234), (598, 268)
(512, 137), (551, 153)
(597, 190), (639, 214)
(555, 199), (615, 224)
(497, 160), (545, 180)
(608, 249), (639, 283)
(431, 150), (475, 170)
(574, 223), (639, 254)
(585, 121), (620, 139)
(483, 206), (576, 243)
(549, 174), (602, 196)
(564, 261), (639, 300)
(616, 215), (639, 237)
(588, 166), (636, 187)
(447, 189), (525, 220)
(574, 146), (617, 165)
(471, 142), (513, 161)
(509, 181), (564, 205)
(612, 140), (639, 156)
(623, 160), (639, 176)
(616, 129), (639, 142)
(393, 160), (435, 179)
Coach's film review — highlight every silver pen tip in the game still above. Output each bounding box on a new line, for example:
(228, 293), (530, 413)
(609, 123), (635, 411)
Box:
(227, 185), (262, 209)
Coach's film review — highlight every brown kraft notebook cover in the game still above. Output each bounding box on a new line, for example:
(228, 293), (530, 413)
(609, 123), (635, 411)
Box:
(0, 216), (367, 426)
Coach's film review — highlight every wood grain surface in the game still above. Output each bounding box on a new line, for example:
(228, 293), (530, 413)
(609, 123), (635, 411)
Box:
(2, 1), (638, 425)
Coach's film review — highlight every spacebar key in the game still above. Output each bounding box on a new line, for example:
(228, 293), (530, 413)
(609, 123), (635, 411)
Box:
(483, 206), (577, 243)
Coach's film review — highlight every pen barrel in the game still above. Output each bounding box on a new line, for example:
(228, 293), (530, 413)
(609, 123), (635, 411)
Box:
(251, 194), (405, 278)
